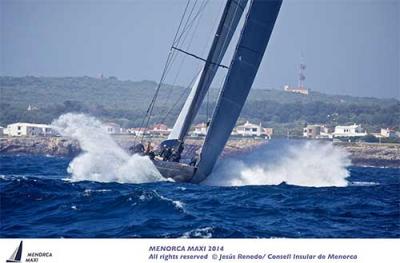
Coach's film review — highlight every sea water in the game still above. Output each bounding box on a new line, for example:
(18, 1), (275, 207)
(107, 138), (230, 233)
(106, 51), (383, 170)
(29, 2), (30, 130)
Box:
(0, 114), (399, 237)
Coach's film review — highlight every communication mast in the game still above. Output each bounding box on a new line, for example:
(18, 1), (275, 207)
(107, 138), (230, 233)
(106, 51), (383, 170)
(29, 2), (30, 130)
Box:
(298, 54), (306, 89)
(283, 53), (309, 95)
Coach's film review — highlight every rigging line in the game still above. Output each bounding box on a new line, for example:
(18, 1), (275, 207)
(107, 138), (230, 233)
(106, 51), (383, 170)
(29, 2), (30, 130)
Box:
(159, 87), (190, 125)
(140, 0), (209, 144)
(139, 1), (192, 115)
(136, 0), (192, 144)
(145, 0), (206, 134)
(158, 56), (186, 113)
(183, 0), (208, 52)
(159, 72), (200, 125)
(162, 0), (199, 78)
(153, 0), (193, 84)
(162, 1), (198, 84)
(148, 0), (192, 102)
(182, 0), (208, 41)
(159, 2), (206, 113)
(164, 0), (209, 79)
(173, 0), (199, 47)
(138, 0), (190, 121)
(171, 0), (192, 49)
(171, 47), (229, 69)
(139, 27), (191, 143)
(152, 1), (205, 127)
(173, 0), (207, 80)
(199, 0), (225, 59)
(155, 0), (209, 120)
(164, 0), (198, 74)
(173, 0), (209, 48)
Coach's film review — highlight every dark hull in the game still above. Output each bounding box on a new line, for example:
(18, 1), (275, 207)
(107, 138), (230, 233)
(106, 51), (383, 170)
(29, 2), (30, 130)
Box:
(152, 160), (196, 183)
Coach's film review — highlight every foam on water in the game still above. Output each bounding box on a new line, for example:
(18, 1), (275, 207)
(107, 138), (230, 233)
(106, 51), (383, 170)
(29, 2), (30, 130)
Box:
(52, 113), (165, 184)
(181, 227), (214, 238)
(350, 181), (380, 186)
(52, 114), (350, 187)
(204, 141), (351, 187)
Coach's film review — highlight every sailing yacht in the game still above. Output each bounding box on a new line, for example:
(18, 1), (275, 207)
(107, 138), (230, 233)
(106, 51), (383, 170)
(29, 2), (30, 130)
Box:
(143, 0), (282, 183)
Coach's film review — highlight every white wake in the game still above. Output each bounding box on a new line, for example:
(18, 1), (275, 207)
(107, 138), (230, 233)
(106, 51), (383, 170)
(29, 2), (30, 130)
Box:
(52, 113), (165, 184)
(204, 140), (351, 187)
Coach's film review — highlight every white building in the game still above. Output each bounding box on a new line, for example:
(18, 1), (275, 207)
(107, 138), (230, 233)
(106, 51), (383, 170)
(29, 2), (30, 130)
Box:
(283, 85), (309, 95)
(103, 122), (121, 134)
(381, 128), (397, 138)
(6, 123), (56, 137)
(235, 121), (263, 137)
(192, 122), (208, 136)
(333, 124), (367, 138)
(303, 125), (333, 139)
(128, 128), (149, 136)
(320, 126), (334, 138)
(27, 104), (38, 111)
(263, 128), (273, 139)
(303, 125), (321, 138)
(150, 124), (171, 136)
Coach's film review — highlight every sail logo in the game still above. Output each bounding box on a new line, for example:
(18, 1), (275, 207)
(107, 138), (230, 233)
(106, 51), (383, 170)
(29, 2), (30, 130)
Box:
(5, 241), (53, 263)
(6, 241), (22, 263)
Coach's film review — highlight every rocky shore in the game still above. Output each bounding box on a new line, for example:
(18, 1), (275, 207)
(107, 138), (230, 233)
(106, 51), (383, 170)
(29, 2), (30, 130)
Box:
(334, 142), (400, 168)
(0, 136), (399, 168)
(0, 136), (81, 156)
(0, 136), (265, 158)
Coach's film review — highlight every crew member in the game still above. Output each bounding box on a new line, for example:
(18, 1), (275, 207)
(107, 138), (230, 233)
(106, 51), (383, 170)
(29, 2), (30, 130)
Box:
(129, 143), (145, 155)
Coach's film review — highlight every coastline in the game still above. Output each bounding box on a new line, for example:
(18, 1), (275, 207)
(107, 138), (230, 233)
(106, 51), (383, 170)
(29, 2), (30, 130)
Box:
(333, 141), (400, 168)
(0, 135), (265, 157)
(1, 136), (399, 168)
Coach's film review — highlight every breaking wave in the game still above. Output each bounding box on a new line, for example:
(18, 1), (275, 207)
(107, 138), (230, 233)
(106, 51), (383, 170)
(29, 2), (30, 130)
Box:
(204, 140), (351, 187)
(52, 114), (350, 187)
(52, 113), (164, 183)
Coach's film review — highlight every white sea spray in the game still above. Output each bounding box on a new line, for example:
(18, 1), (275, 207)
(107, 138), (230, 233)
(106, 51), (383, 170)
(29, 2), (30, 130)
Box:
(181, 227), (214, 238)
(52, 113), (351, 187)
(52, 113), (165, 184)
(204, 140), (351, 187)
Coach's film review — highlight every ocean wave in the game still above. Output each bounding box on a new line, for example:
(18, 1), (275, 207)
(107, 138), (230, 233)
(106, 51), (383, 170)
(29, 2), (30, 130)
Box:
(204, 140), (351, 187)
(136, 190), (185, 212)
(350, 181), (380, 186)
(52, 113), (165, 184)
(1, 166), (398, 238)
(181, 227), (214, 238)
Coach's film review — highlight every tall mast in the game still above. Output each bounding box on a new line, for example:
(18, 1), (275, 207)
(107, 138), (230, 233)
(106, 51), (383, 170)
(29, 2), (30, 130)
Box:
(192, 0), (282, 183)
(169, 0), (248, 141)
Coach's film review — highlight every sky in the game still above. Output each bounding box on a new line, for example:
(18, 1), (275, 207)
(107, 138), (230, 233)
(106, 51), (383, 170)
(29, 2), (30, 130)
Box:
(1, 0), (399, 98)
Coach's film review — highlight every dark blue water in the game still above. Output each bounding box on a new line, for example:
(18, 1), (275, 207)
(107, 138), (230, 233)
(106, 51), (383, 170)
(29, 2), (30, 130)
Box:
(1, 154), (399, 238)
